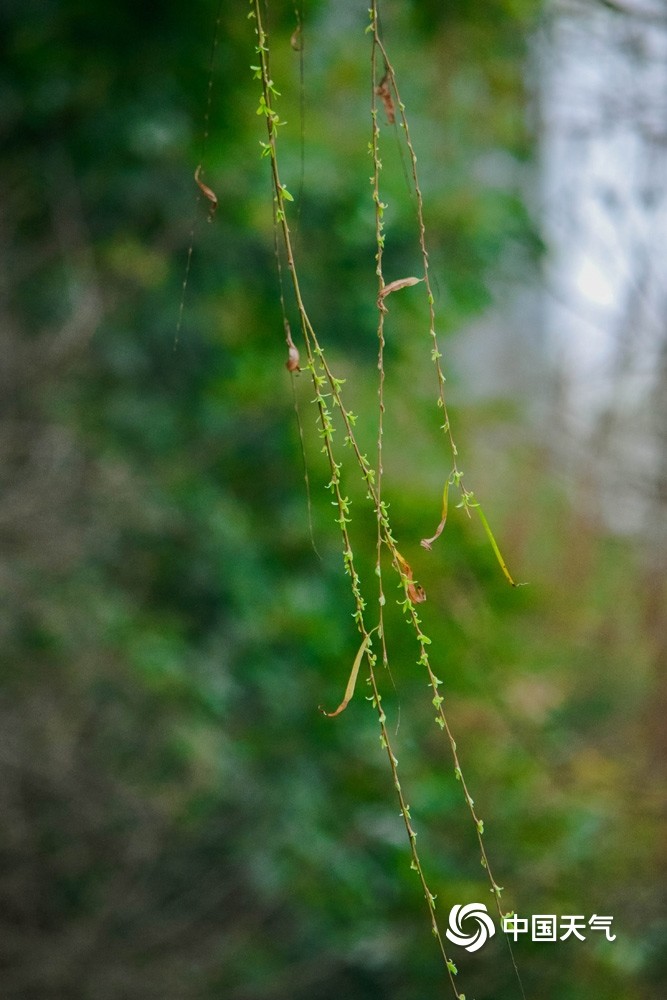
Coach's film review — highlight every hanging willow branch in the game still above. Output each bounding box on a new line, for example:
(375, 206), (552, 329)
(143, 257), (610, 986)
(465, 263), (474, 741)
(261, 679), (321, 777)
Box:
(248, 3), (526, 997)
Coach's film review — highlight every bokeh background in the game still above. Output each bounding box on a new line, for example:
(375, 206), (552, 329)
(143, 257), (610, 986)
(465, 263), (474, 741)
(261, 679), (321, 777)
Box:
(1, 1), (665, 998)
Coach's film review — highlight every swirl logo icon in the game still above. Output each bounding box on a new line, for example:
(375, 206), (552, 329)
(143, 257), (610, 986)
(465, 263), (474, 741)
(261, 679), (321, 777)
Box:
(445, 903), (496, 952)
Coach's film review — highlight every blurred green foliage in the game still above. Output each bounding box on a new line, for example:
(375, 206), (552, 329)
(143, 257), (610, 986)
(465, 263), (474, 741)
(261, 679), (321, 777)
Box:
(0, 1), (664, 998)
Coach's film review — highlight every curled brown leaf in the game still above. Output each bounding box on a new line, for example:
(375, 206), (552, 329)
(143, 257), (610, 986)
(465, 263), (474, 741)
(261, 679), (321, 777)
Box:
(194, 165), (218, 221)
(290, 24), (303, 51)
(421, 479), (450, 550)
(284, 320), (300, 372)
(407, 581), (427, 604)
(376, 71), (395, 125)
(377, 276), (423, 312)
(394, 549), (427, 603)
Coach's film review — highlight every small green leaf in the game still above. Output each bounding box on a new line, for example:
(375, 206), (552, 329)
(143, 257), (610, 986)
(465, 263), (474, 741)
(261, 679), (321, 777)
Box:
(320, 629), (376, 718)
(473, 500), (522, 588)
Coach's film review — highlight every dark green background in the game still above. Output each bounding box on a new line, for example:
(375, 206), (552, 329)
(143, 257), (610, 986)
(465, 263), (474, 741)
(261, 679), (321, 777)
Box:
(1, 1), (664, 997)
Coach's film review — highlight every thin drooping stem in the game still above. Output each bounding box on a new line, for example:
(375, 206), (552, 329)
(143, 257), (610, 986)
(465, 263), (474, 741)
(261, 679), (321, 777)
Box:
(368, 0), (504, 899)
(371, 30), (390, 676)
(371, 17), (524, 590)
(371, 28), (462, 484)
(369, 9), (526, 994)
